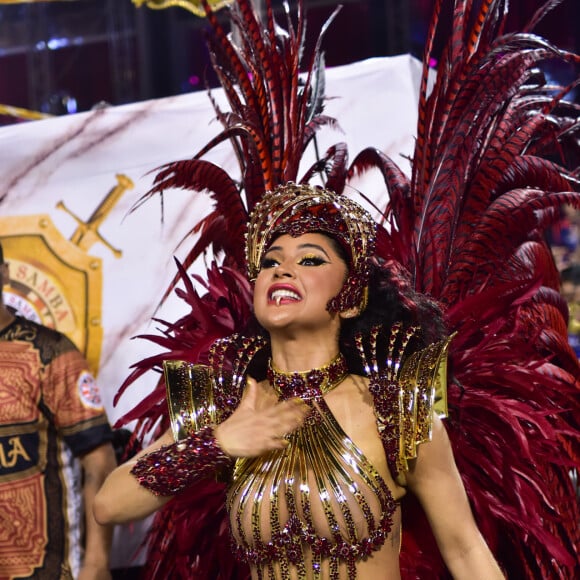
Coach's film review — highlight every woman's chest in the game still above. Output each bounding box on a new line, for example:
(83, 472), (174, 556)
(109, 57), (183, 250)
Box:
(227, 392), (400, 561)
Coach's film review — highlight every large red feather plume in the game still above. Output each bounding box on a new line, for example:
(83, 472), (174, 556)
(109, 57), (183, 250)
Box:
(118, 0), (580, 577)
(346, 0), (580, 576)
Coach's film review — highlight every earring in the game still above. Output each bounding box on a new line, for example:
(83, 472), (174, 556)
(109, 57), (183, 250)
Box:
(339, 307), (360, 320)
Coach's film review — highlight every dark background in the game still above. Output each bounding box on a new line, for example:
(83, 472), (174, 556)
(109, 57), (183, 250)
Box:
(0, 0), (577, 125)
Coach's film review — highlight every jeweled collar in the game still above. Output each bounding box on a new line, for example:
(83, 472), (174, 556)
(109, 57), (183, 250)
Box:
(267, 353), (348, 400)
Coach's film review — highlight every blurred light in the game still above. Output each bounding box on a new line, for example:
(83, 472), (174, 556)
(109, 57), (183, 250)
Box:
(65, 97), (77, 114)
(41, 91), (77, 116)
(47, 37), (70, 50)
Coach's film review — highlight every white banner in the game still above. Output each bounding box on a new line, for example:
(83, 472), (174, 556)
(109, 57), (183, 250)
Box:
(0, 55), (424, 423)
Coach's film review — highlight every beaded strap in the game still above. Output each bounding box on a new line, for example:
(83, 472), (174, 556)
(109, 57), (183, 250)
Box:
(131, 425), (232, 496)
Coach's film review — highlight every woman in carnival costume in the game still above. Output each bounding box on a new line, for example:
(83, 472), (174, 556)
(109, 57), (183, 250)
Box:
(96, 182), (505, 579)
(96, 0), (579, 577)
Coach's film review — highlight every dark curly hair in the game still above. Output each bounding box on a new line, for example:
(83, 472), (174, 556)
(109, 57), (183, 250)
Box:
(339, 258), (447, 375)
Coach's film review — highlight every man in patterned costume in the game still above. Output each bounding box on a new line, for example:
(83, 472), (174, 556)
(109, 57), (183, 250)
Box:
(0, 242), (117, 579)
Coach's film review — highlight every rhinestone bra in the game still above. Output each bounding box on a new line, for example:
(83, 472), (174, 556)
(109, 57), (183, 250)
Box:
(228, 353), (397, 579)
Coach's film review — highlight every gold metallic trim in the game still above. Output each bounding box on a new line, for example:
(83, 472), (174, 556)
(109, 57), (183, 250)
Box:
(132, 0), (233, 17)
(0, 104), (51, 121)
(163, 360), (215, 441)
(397, 334), (454, 472)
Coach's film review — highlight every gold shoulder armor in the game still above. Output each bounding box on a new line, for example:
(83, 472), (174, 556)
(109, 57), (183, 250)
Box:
(396, 334), (454, 475)
(162, 360), (217, 441)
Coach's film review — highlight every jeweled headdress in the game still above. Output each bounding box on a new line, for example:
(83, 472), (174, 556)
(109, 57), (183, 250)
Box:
(245, 183), (377, 312)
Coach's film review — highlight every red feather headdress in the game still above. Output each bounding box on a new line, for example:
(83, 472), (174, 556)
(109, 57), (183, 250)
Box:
(118, 0), (580, 577)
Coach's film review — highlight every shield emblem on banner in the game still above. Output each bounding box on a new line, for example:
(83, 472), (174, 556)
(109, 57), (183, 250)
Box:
(0, 214), (103, 375)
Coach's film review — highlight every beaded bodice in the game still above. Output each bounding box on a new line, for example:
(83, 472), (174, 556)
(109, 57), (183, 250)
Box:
(228, 358), (397, 580)
(163, 326), (452, 579)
